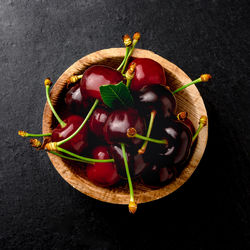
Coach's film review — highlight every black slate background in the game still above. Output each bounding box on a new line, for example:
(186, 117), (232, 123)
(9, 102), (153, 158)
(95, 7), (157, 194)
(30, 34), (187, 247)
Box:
(0, 0), (249, 249)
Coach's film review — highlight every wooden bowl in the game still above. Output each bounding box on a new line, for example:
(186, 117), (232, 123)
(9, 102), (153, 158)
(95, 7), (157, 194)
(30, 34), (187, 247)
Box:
(42, 48), (208, 205)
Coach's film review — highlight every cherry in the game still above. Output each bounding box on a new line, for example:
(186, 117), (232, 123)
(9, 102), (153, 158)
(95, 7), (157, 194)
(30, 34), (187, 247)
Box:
(109, 144), (149, 179)
(142, 119), (192, 166)
(86, 145), (120, 187)
(80, 65), (124, 100)
(140, 163), (176, 188)
(134, 84), (176, 119)
(51, 115), (88, 154)
(128, 58), (166, 91)
(65, 83), (90, 115)
(103, 108), (146, 145)
(172, 120), (192, 165)
(89, 106), (110, 138)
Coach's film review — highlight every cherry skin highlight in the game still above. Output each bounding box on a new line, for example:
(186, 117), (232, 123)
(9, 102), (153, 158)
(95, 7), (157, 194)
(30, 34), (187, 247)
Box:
(51, 115), (88, 154)
(172, 120), (192, 165)
(86, 145), (120, 187)
(129, 58), (166, 91)
(134, 84), (177, 119)
(143, 119), (192, 166)
(80, 65), (124, 100)
(103, 108), (146, 145)
(89, 107), (110, 138)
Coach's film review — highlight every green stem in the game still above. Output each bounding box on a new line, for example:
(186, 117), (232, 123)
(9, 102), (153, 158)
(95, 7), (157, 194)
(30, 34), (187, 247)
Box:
(46, 85), (66, 127)
(126, 79), (132, 88)
(192, 124), (203, 143)
(57, 146), (114, 164)
(135, 133), (167, 145)
(138, 110), (156, 154)
(28, 133), (51, 137)
(21, 132), (51, 137)
(120, 143), (134, 202)
(121, 45), (135, 74)
(57, 99), (99, 147)
(117, 47), (130, 71)
(49, 151), (92, 163)
(173, 78), (202, 94)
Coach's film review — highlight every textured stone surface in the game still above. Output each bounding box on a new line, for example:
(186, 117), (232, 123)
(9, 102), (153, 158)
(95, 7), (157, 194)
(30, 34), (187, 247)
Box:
(0, 0), (249, 249)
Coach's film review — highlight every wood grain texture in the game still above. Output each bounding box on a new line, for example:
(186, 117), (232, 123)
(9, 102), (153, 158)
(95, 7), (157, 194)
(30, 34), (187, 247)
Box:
(42, 48), (208, 205)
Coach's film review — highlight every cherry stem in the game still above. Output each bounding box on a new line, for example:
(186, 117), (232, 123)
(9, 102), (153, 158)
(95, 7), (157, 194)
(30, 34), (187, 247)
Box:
(138, 110), (157, 154)
(46, 85), (66, 128)
(125, 62), (136, 88)
(126, 78), (132, 88)
(49, 150), (95, 164)
(67, 75), (83, 87)
(56, 146), (115, 164)
(173, 78), (202, 94)
(136, 134), (167, 144)
(177, 111), (188, 121)
(127, 128), (167, 145)
(173, 74), (211, 94)
(192, 116), (208, 143)
(18, 131), (51, 137)
(120, 33), (140, 74)
(57, 99), (99, 147)
(117, 47), (130, 71)
(120, 143), (136, 213)
(121, 47), (135, 74)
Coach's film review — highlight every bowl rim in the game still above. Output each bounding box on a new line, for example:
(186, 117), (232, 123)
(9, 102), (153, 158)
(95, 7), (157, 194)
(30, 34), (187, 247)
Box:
(42, 48), (208, 205)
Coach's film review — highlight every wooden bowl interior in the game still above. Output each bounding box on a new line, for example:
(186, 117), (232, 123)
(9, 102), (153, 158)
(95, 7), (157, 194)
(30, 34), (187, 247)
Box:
(43, 48), (208, 205)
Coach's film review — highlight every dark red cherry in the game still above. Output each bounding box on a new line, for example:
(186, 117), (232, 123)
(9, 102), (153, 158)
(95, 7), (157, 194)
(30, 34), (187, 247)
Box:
(129, 58), (166, 91)
(51, 115), (88, 154)
(80, 65), (124, 100)
(89, 107), (110, 138)
(134, 84), (176, 119)
(103, 108), (146, 145)
(109, 145), (149, 179)
(140, 163), (176, 188)
(172, 120), (192, 165)
(144, 119), (192, 166)
(65, 83), (90, 115)
(86, 145), (120, 187)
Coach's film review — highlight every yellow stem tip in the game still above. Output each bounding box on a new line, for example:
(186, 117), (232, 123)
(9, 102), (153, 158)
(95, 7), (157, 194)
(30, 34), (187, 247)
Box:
(129, 201), (137, 214)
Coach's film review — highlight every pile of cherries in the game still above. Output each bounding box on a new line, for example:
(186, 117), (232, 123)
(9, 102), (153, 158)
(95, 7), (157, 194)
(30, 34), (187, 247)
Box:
(19, 33), (210, 213)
